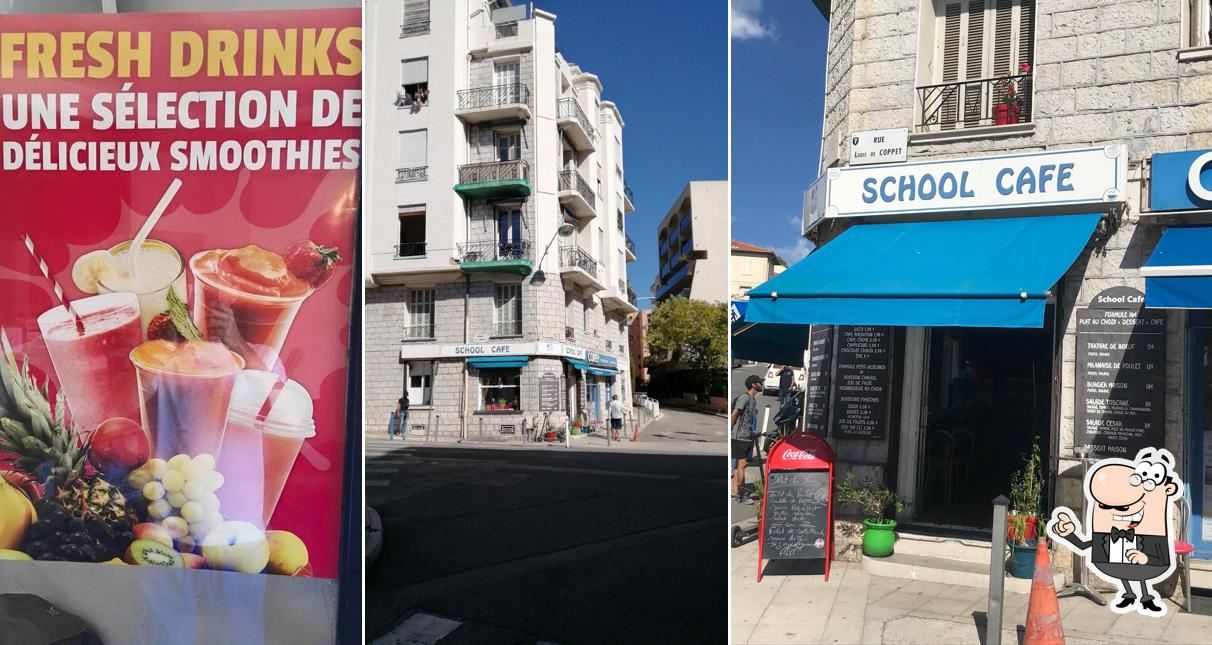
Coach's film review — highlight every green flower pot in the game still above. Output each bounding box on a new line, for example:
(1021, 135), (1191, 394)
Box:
(862, 518), (898, 557)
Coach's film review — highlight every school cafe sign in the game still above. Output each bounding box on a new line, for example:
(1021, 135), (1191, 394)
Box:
(1149, 149), (1212, 211)
(400, 341), (614, 363)
(803, 145), (1127, 233)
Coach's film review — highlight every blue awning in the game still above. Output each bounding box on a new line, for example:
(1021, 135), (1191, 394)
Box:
(1143, 226), (1212, 309)
(732, 322), (811, 367)
(467, 356), (530, 369)
(563, 357), (590, 371)
(745, 214), (1101, 329)
(587, 366), (618, 377)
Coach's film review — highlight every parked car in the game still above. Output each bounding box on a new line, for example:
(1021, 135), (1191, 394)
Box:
(763, 364), (805, 396)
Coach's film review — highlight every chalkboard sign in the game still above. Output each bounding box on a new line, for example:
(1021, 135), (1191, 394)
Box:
(805, 325), (834, 436)
(831, 326), (892, 440)
(1075, 287), (1166, 458)
(538, 372), (562, 411)
(762, 470), (830, 559)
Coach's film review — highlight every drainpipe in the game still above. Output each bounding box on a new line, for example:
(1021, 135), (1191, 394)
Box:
(460, 274), (470, 439)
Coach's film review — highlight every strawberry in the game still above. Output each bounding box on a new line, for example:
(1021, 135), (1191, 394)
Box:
(146, 313), (181, 342)
(284, 240), (341, 289)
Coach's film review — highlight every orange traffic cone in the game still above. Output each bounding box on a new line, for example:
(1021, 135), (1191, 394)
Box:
(1023, 539), (1065, 645)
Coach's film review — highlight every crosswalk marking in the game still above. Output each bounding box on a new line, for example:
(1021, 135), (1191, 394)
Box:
(366, 480), (391, 487)
(371, 612), (461, 645)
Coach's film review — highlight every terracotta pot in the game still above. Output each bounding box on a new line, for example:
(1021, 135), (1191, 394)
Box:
(993, 103), (1022, 125)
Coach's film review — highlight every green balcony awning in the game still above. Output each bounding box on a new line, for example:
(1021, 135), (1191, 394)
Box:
(454, 178), (532, 199)
(459, 258), (533, 276)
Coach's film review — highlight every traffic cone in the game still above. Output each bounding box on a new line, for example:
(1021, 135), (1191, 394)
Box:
(1023, 538), (1065, 645)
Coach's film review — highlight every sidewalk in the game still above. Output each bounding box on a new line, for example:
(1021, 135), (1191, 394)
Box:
(732, 540), (1212, 644)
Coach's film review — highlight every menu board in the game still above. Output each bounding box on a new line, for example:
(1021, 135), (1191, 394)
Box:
(804, 325), (834, 436)
(762, 471), (830, 560)
(831, 326), (892, 440)
(539, 372), (562, 411)
(1076, 287), (1166, 459)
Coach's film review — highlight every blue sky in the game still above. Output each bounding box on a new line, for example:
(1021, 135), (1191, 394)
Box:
(539, 1), (728, 307)
(732, 0), (829, 265)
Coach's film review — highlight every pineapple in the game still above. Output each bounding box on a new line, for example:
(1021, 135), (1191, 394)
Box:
(0, 330), (134, 562)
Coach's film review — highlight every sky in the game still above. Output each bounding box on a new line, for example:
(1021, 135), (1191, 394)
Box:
(539, 1), (728, 308)
(731, 0), (829, 266)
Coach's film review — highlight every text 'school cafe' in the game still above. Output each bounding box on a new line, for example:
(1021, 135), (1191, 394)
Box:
(735, 145), (1212, 558)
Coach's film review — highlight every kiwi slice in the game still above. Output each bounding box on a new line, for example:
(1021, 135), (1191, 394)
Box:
(125, 539), (185, 568)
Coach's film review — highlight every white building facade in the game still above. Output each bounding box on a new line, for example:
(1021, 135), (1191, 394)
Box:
(364, 0), (638, 439)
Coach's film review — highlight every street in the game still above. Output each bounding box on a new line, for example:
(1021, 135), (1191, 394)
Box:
(365, 411), (727, 644)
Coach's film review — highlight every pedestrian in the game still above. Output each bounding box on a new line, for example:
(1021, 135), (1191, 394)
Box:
(609, 394), (625, 441)
(778, 365), (795, 407)
(731, 375), (762, 503)
(389, 395), (408, 440)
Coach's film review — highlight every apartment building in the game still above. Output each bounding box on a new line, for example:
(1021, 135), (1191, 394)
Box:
(741, 0), (1212, 593)
(364, 0), (638, 438)
(628, 309), (651, 385)
(653, 181), (728, 303)
(730, 239), (782, 299)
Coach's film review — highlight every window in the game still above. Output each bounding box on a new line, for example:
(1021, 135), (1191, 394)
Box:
(494, 60), (520, 102)
(400, 57), (429, 106)
(597, 227), (606, 268)
(397, 130), (426, 182)
(401, 0), (430, 37)
(1185, 1), (1212, 48)
(479, 370), (520, 411)
(397, 205), (425, 257)
(596, 161), (603, 197)
(496, 131), (520, 161)
(583, 297), (590, 330)
(617, 209), (624, 232)
(496, 208), (523, 258)
(405, 288), (434, 338)
(493, 284), (522, 337)
(406, 361), (432, 405)
(918, 0), (1035, 131)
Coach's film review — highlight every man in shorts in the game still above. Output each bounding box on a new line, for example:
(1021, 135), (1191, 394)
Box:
(608, 394), (625, 441)
(731, 375), (762, 503)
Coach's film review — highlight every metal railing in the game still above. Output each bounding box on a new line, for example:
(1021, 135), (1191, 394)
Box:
(402, 322), (434, 340)
(917, 74), (1033, 132)
(556, 97), (597, 142)
(457, 159), (529, 185)
(396, 166), (428, 183)
(618, 279), (627, 294)
(495, 21), (518, 38)
(492, 320), (522, 337)
(458, 239), (532, 262)
(457, 83), (530, 110)
(400, 21), (430, 37)
(395, 242), (426, 258)
(625, 235), (636, 256)
(624, 182), (636, 205)
(557, 169), (596, 209)
(559, 244), (599, 277)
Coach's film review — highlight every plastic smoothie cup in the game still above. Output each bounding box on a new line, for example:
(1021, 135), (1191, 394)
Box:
(97, 239), (187, 337)
(216, 370), (316, 528)
(37, 292), (143, 438)
(130, 340), (245, 459)
(189, 247), (312, 372)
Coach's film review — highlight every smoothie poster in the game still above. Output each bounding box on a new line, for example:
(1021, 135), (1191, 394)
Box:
(0, 10), (359, 579)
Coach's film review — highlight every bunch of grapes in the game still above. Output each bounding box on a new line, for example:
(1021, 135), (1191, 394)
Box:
(22, 500), (133, 562)
(127, 454), (225, 550)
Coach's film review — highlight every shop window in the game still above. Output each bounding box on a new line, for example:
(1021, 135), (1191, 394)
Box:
(399, 57), (429, 107)
(397, 206), (426, 257)
(1185, 1), (1212, 48)
(401, 0), (430, 37)
(916, 0), (1035, 132)
(480, 369), (521, 411)
(405, 288), (434, 339)
(406, 361), (433, 405)
(397, 129), (427, 182)
(493, 283), (522, 337)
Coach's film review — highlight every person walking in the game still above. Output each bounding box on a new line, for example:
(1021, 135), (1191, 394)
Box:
(777, 365), (795, 408)
(388, 395), (408, 440)
(731, 375), (762, 503)
(608, 394), (625, 442)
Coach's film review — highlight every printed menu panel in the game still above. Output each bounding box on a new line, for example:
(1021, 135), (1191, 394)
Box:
(0, 10), (359, 580)
(804, 325), (834, 436)
(761, 470), (830, 560)
(1075, 288), (1166, 459)
(831, 326), (892, 440)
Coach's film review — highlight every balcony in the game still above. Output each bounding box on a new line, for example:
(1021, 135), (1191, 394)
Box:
(557, 169), (596, 221)
(454, 160), (531, 199)
(402, 323), (434, 340)
(556, 97), (596, 151)
(625, 235), (636, 262)
(624, 182), (636, 213)
(455, 83), (531, 124)
(400, 21), (429, 38)
(396, 166), (427, 183)
(916, 73), (1033, 133)
(492, 320), (522, 338)
(559, 244), (605, 293)
(395, 242), (426, 258)
(603, 279), (638, 314)
(457, 240), (533, 277)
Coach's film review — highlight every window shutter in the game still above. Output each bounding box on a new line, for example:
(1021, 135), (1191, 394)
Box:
(992, 0), (1014, 79)
(1018, 0), (1035, 118)
(962, 0), (986, 125)
(403, 0), (429, 26)
(940, 3), (963, 129)
(401, 58), (428, 86)
(398, 130), (426, 168)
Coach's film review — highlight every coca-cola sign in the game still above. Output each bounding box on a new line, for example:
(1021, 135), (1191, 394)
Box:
(781, 448), (816, 461)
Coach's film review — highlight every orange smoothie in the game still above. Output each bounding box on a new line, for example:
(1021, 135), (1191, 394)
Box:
(131, 340), (244, 459)
(190, 246), (311, 371)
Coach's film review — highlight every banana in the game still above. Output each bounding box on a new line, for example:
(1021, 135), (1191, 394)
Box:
(71, 250), (117, 294)
(0, 475), (36, 550)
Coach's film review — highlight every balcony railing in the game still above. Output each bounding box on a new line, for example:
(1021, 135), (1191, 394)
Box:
(400, 21), (430, 38)
(917, 73), (1033, 132)
(495, 22), (519, 38)
(625, 235), (636, 256)
(624, 182), (636, 205)
(559, 244), (599, 277)
(396, 166), (427, 183)
(493, 320), (522, 337)
(402, 322), (434, 340)
(618, 279), (627, 293)
(557, 97), (596, 141)
(457, 83), (530, 110)
(558, 169), (595, 208)
(458, 239), (532, 262)
(458, 159), (529, 185)
(396, 242), (426, 258)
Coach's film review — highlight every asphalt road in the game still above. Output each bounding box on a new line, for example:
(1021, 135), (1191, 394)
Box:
(365, 430), (727, 644)
(635, 407), (727, 449)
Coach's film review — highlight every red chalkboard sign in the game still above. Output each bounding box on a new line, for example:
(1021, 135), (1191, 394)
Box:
(757, 432), (835, 582)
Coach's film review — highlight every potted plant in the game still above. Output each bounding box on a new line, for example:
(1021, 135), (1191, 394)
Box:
(544, 422), (559, 441)
(836, 472), (906, 558)
(1007, 439), (1043, 579)
(993, 63), (1030, 125)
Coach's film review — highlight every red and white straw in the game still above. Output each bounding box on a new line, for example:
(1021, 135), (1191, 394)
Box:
(21, 234), (85, 334)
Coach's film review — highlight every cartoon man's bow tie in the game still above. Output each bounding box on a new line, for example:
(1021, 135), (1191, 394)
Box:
(1110, 527), (1136, 542)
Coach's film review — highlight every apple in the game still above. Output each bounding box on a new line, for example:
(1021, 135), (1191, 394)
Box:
(202, 521), (269, 574)
(132, 523), (173, 548)
(265, 530), (309, 576)
(89, 418), (150, 477)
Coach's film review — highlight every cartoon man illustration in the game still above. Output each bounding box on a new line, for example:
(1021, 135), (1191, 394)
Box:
(1047, 448), (1184, 616)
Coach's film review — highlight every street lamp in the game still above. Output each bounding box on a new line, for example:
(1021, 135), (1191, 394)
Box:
(531, 221), (577, 285)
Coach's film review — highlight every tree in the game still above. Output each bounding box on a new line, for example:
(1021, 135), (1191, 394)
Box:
(646, 297), (728, 378)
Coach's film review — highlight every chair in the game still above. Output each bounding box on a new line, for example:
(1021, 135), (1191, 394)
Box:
(1174, 492), (1195, 613)
(924, 431), (955, 505)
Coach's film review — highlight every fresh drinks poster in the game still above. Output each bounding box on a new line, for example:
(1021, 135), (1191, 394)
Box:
(0, 10), (360, 580)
